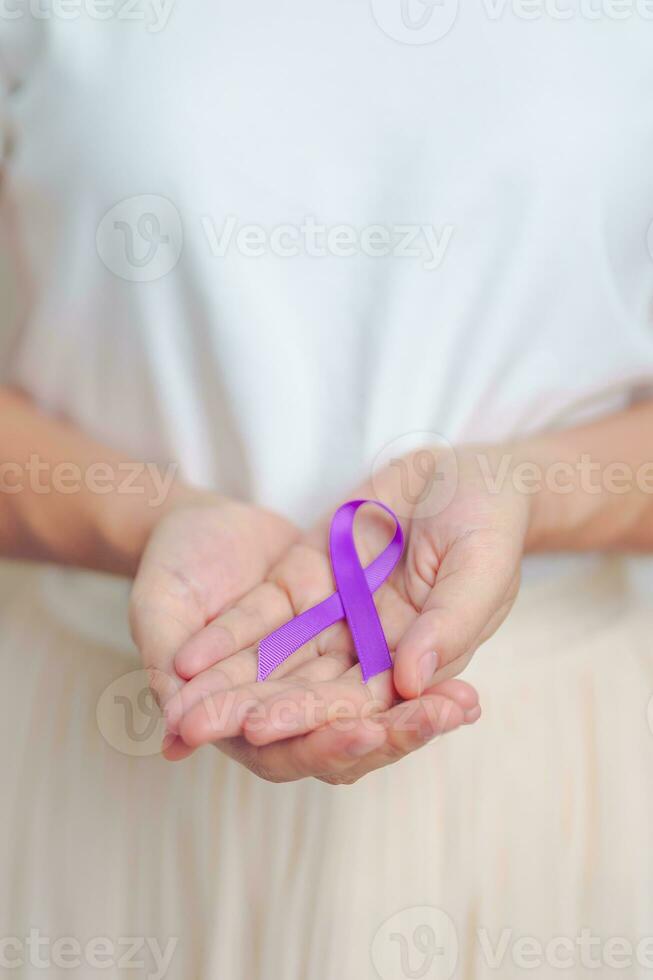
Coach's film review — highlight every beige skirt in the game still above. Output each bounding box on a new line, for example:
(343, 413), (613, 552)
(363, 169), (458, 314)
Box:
(2, 557), (653, 980)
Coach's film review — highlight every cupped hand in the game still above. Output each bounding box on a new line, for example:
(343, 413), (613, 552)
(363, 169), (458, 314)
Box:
(164, 445), (531, 781)
(129, 488), (298, 716)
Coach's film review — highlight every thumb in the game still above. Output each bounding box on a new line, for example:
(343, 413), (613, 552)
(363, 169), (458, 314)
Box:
(393, 527), (522, 700)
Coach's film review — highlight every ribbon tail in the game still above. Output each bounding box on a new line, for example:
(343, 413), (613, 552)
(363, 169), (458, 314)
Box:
(257, 591), (344, 680)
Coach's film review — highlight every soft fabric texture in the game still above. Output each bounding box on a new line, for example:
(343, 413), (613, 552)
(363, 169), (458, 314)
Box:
(2, 558), (653, 978)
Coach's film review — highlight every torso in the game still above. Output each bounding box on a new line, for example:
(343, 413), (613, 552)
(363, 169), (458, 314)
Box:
(2, 2), (653, 521)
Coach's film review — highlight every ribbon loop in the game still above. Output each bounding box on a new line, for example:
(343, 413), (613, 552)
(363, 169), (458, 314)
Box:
(257, 499), (404, 682)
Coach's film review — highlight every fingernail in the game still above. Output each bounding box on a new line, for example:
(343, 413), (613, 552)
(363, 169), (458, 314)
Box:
(161, 730), (176, 753)
(163, 703), (179, 732)
(418, 651), (438, 694)
(464, 705), (482, 725)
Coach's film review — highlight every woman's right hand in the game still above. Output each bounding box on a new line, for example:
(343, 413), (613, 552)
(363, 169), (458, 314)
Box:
(129, 490), (299, 742)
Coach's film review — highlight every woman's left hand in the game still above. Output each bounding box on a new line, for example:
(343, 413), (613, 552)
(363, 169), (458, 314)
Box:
(163, 445), (531, 783)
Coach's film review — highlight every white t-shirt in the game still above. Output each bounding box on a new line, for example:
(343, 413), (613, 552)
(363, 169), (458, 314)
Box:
(1, 4), (653, 641)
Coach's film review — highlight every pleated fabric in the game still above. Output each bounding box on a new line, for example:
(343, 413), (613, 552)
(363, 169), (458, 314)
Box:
(2, 557), (653, 979)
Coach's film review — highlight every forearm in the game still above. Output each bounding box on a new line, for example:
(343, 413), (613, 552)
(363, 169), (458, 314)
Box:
(513, 400), (653, 553)
(0, 387), (193, 576)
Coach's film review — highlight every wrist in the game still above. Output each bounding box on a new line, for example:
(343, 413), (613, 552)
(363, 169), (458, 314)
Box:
(0, 388), (223, 575)
(502, 434), (596, 554)
(93, 476), (210, 578)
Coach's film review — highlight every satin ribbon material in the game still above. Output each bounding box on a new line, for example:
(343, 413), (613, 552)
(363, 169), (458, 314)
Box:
(257, 499), (404, 683)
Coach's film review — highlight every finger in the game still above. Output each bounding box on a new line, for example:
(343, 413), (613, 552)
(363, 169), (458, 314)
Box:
(161, 732), (196, 762)
(167, 645), (266, 733)
(242, 665), (396, 745)
(129, 595), (202, 708)
(320, 687), (482, 784)
(130, 569), (219, 765)
(165, 684), (479, 778)
(241, 577), (482, 747)
(252, 688), (478, 784)
(165, 725), (388, 783)
(176, 650), (356, 747)
(247, 717), (388, 783)
(243, 673), (478, 747)
(166, 628), (355, 735)
(170, 553), (417, 733)
(171, 534), (369, 729)
(422, 677), (479, 713)
(394, 528), (521, 699)
(178, 632), (481, 748)
(174, 581), (294, 679)
(174, 540), (342, 679)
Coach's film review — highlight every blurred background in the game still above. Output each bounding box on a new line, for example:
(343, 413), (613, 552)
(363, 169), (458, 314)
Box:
(0, 222), (28, 600)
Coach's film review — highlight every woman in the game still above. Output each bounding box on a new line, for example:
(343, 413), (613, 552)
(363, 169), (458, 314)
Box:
(1, 4), (653, 977)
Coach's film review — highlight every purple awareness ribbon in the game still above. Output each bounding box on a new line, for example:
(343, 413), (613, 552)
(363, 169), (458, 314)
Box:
(257, 499), (404, 683)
